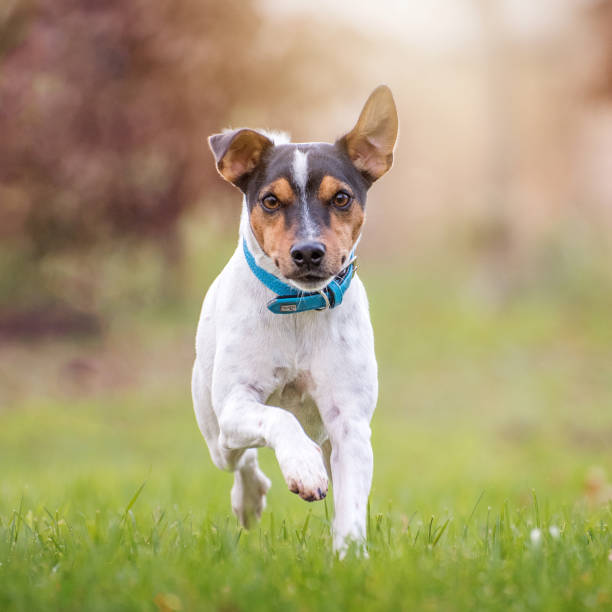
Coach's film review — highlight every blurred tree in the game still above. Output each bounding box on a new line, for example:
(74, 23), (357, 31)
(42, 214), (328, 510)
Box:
(0, 0), (266, 335)
(0, 0), (260, 257)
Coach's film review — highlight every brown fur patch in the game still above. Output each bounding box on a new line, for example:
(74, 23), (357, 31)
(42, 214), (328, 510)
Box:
(259, 177), (295, 204)
(317, 175), (364, 271)
(218, 131), (271, 184)
(318, 175), (353, 203)
(327, 202), (364, 253)
(250, 205), (297, 269)
(250, 178), (299, 274)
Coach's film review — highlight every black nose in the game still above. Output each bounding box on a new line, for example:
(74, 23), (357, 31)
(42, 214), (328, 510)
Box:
(290, 241), (326, 267)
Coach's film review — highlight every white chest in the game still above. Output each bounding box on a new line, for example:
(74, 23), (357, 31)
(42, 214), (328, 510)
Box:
(265, 371), (327, 445)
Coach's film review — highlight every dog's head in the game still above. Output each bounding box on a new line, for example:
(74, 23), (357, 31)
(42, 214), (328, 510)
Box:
(208, 85), (398, 291)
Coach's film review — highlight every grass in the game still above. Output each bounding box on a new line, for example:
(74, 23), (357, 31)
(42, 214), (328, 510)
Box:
(1, 485), (610, 611)
(1, 228), (612, 610)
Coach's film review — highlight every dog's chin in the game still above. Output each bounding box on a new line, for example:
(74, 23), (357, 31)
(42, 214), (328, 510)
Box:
(285, 273), (336, 293)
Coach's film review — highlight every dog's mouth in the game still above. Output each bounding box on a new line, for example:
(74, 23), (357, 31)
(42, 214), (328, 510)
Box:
(303, 273), (327, 283)
(287, 271), (335, 292)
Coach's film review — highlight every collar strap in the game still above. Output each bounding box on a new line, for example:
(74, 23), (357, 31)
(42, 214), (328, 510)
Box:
(242, 239), (356, 314)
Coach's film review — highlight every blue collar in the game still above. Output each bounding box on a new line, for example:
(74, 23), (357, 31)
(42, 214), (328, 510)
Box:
(242, 239), (356, 314)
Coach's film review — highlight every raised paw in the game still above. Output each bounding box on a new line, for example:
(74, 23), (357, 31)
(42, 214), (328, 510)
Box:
(276, 439), (328, 502)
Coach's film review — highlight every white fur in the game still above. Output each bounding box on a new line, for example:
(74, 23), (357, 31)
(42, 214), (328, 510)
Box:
(221, 128), (291, 146)
(292, 149), (318, 241)
(192, 199), (378, 557)
(259, 129), (291, 145)
(292, 148), (309, 191)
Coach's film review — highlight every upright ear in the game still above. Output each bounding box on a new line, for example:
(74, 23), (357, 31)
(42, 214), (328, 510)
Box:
(208, 129), (273, 189)
(337, 85), (398, 182)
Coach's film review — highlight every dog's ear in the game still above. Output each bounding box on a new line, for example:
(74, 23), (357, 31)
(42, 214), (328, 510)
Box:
(208, 129), (273, 189)
(337, 85), (398, 183)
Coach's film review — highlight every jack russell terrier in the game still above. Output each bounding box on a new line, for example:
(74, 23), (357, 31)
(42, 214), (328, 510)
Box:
(192, 85), (398, 556)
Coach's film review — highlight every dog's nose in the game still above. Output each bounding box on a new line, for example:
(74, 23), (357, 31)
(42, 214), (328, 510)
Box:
(290, 241), (326, 267)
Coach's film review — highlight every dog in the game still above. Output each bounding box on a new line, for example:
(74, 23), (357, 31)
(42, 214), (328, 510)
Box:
(192, 85), (398, 556)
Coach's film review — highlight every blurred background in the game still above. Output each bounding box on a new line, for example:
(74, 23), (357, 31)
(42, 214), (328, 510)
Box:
(1, 0), (611, 513)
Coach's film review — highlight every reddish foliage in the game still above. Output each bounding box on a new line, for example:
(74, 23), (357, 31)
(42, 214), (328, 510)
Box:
(0, 0), (261, 254)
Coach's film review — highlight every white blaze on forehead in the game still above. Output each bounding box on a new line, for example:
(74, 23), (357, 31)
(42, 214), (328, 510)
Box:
(292, 149), (309, 194)
(292, 148), (317, 239)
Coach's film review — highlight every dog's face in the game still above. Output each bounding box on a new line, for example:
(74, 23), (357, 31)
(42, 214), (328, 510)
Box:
(208, 86), (398, 291)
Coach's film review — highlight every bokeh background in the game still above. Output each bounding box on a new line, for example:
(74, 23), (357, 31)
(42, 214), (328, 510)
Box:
(1, 0), (612, 531)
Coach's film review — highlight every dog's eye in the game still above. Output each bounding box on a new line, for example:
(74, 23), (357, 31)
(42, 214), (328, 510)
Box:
(332, 191), (352, 209)
(261, 194), (280, 211)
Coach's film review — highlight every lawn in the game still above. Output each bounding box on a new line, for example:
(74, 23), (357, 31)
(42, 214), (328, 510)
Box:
(1, 232), (611, 611)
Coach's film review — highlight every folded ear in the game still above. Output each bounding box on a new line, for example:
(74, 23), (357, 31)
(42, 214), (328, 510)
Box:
(208, 129), (273, 189)
(337, 85), (398, 182)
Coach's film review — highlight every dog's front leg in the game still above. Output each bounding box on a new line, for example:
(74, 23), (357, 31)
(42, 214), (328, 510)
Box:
(312, 322), (378, 557)
(325, 414), (374, 557)
(214, 385), (329, 503)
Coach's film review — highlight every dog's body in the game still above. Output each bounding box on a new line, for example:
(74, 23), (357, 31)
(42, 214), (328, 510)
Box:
(192, 86), (398, 555)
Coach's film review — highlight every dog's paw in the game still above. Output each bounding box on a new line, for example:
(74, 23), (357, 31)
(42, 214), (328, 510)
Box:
(231, 468), (271, 529)
(275, 439), (328, 502)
